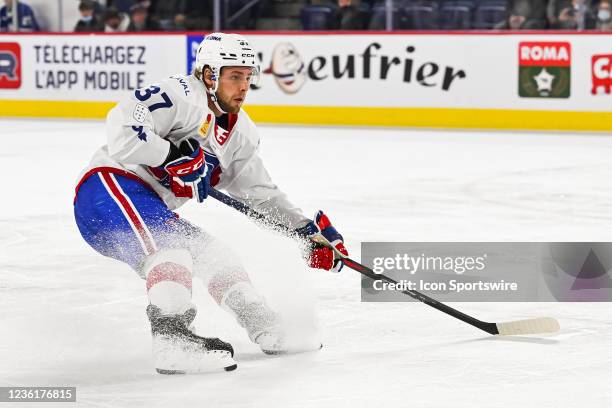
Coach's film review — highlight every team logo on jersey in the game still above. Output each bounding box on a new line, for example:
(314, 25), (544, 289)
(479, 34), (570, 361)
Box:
(0, 42), (21, 89)
(263, 42), (307, 94)
(214, 125), (230, 146)
(591, 54), (612, 95)
(198, 114), (212, 138)
(518, 42), (571, 98)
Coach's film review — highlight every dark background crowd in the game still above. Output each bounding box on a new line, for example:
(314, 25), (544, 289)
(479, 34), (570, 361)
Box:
(1, 0), (611, 32)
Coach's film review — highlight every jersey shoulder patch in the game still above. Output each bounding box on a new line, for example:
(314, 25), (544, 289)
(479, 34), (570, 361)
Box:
(132, 103), (149, 123)
(198, 113), (213, 139)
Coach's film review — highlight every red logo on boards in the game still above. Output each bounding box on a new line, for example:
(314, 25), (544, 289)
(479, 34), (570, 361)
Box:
(0, 42), (21, 89)
(518, 42), (571, 98)
(518, 42), (572, 67)
(592, 54), (612, 95)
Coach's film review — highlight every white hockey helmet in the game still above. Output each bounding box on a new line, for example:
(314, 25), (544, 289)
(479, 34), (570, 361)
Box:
(195, 33), (260, 113)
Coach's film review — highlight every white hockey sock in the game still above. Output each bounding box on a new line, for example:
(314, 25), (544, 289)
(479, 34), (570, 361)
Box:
(220, 282), (280, 343)
(220, 281), (264, 311)
(144, 248), (193, 315)
(207, 269), (250, 305)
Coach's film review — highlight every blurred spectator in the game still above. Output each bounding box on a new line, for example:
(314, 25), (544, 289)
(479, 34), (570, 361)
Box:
(103, 6), (130, 32)
(334, 0), (368, 29)
(594, 0), (612, 29)
(548, 0), (596, 29)
(548, 0), (566, 26)
(225, 0), (260, 30)
(562, 0), (596, 29)
(149, 0), (182, 30)
(127, 2), (160, 31)
(0, 0), (39, 32)
(175, 0), (212, 30)
(495, 10), (530, 29)
(506, 0), (548, 28)
(74, 0), (104, 32)
(107, 0), (138, 14)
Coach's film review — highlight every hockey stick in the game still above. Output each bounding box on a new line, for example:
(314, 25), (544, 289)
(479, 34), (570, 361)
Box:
(208, 188), (560, 336)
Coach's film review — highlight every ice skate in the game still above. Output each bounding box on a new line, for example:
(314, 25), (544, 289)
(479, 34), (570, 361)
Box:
(222, 285), (288, 355)
(146, 304), (237, 374)
(251, 324), (287, 355)
(251, 320), (323, 355)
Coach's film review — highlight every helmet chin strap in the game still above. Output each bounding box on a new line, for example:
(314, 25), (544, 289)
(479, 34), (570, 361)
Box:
(206, 80), (227, 115)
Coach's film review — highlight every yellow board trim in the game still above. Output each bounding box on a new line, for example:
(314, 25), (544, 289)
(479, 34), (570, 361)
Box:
(245, 105), (612, 132)
(1, 99), (611, 132)
(0, 100), (116, 119)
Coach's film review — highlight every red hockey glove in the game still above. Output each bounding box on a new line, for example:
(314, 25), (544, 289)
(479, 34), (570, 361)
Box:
(297, 211), (348, 272)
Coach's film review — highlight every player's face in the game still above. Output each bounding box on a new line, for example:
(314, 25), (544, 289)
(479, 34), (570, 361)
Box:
(216, 67), (253, 114)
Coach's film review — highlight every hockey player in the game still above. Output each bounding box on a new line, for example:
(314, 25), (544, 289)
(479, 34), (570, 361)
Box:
(73, 33), (349, 374)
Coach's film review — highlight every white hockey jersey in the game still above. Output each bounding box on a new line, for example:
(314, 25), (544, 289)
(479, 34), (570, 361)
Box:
(79, 74), (309, 229)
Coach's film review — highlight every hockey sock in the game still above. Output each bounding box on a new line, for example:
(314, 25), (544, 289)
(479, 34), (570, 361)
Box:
(143, 248), (193, 315)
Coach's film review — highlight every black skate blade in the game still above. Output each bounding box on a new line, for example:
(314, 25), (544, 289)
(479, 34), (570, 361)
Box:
(262, 349), (284, 356)
(156, 364), (237, 375)
(156, 368), (186, 375)
(262, 343), (323, 356)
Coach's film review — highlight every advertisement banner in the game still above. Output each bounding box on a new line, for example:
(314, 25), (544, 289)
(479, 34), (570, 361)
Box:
(0, 32), (611, 131)
(0, 34), (185, 101)
(246, 34), (612, 112)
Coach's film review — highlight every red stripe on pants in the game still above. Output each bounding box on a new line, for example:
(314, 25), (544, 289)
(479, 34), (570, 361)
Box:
(101, 172), (156, 255)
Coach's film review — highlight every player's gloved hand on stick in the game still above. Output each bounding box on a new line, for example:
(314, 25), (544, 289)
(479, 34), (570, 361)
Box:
(297, 211), (348, 273)
(162, 138), (210, 202)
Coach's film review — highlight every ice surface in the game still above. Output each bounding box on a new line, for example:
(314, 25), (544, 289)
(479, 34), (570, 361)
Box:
(1, 119), (611, 407)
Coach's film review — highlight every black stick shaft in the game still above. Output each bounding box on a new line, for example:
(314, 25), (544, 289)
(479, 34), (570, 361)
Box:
(208, 188), (499, 335)
(340, 258), (498, 334)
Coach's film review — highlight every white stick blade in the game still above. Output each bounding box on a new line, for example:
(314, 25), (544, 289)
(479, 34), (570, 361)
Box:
(496, 317), (560, 336)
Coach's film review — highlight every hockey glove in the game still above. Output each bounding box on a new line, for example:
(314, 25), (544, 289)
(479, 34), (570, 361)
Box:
(297, 211), (349, 273)
(162, 138), (210, 202)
